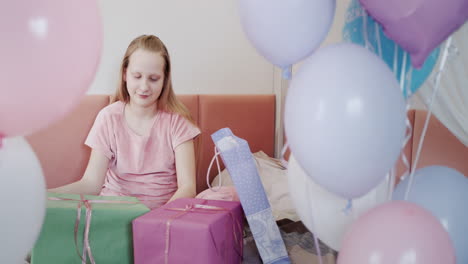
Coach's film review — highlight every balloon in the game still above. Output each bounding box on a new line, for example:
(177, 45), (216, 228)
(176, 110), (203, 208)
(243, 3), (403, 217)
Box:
(338, 201), (456, 264)
(287, 155), (388, 251)
(284, 43), (406, 199)
(393, 166), (468, 264)
(359, 0), (468, 68)
(0, 137), (46, 263)
(238, 0), (336, 72)
(0, 0), (102, 137)
(342, 0), (440, 97)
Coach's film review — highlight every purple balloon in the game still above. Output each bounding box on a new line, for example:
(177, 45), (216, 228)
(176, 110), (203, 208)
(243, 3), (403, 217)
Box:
(359, 0), (468, 68)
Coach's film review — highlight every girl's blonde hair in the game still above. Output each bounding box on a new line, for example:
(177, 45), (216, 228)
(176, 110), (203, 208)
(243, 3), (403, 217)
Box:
(112, 35), (194, 124)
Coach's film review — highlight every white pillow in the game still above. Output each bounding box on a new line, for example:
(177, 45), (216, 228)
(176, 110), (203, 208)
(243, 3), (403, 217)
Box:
(211, 151), (299, 221)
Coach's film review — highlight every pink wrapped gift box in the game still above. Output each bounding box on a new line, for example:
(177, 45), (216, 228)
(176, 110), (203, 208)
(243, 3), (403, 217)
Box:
(132, 198), (244, 264)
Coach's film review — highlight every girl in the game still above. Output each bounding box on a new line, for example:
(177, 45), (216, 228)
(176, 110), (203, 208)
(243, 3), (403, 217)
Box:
(49, 35), (200, 209)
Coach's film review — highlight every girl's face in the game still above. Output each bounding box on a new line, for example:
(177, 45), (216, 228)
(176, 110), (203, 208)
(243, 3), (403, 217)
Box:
(124, 49), (165, 108)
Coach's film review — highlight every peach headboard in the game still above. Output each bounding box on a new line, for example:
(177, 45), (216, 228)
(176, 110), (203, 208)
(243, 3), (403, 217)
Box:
(410, 109), (468, 175)
(26, 94), (276, 193)
(394, 109), (468, 181)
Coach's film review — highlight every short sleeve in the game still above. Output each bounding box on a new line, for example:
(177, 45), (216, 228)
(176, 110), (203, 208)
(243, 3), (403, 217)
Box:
(171, 114), (201, 149)
(85, 110), (114, 159)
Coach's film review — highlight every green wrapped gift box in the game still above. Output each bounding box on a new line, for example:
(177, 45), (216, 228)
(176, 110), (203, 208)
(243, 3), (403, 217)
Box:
(31, 193), (149, 264)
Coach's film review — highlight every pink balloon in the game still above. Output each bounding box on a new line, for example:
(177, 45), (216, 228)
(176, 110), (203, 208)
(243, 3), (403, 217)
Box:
(338, 201), (456, 264)
(359, 0), (468, 68)
(0, 0), (102, 137)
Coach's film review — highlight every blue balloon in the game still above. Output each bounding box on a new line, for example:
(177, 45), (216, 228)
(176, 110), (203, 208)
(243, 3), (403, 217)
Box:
(393, 166), (468, 264)
(342, 0), (440, 98)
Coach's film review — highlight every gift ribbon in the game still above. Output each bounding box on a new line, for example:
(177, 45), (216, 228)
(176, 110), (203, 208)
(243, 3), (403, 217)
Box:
(48, 195), (140, 264)
(164, 203), (243, 264)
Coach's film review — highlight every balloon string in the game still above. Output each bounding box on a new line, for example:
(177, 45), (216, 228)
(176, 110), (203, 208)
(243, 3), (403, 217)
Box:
(393, 43), (399, 76)
(404, 36), (453, 200)
(385, 170), (392, 201)
(399, 101), (413, 184)
(367, 6), (406, 200)
(306, 177), (323, 264)
(395, 49), (411, 195)
(0, 133), (4, 149)
(399, 52), (407, 91)
(342, 199), (353, 215)
(280, 142), (289, 169)
(374, 22), (383, 58)
(362, 12), (371, 49)
(398, 63), (414, 186)
(206, 146), (222, 192)
(282, 65), (292, 80)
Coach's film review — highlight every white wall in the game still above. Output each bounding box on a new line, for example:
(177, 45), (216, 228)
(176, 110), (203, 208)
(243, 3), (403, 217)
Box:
(321, 0), (351, 47)
(290, 0), (350, 75)
(88, 0), (276, 95)
(89, 0), (354, 95)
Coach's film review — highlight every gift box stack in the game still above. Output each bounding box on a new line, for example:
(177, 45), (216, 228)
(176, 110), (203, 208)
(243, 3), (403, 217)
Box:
(31, 193), (244, 264)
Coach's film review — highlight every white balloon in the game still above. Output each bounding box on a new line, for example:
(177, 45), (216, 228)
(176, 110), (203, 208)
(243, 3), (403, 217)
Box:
(284, 43), (406, 199)
(0, 137), (46, 263)
(238, 0), (336, 68)
(287, 155), (388, 250)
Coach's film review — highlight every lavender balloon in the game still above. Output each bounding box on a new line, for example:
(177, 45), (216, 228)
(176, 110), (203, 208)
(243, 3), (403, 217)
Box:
(284, 43), (406, 199)
(238, 0), (336, 77)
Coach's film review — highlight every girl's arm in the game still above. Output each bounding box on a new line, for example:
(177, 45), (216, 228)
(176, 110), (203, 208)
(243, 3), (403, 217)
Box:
(48, 149), (109, 195)
(168, 140), (197, 202)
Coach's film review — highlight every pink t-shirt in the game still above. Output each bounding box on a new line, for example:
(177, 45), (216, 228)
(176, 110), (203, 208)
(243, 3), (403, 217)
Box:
(85, 101), (201, 209)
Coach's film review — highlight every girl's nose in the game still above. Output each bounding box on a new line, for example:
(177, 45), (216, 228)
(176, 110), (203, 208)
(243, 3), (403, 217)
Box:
(139, 81), (150, 92)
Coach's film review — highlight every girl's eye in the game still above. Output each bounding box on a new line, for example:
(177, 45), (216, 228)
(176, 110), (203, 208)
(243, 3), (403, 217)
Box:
(150, 78), (159, 82)
(133, 75), (141, 79)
